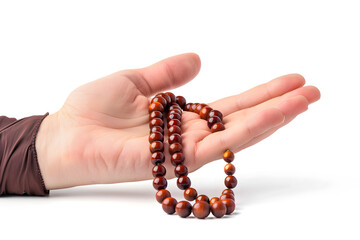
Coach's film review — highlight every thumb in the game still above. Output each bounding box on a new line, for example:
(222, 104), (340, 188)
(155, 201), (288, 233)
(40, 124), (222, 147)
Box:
(136, 53), (201, 97)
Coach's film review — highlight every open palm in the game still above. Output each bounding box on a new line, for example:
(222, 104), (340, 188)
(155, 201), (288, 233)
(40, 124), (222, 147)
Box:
(36, 53), (320, 190)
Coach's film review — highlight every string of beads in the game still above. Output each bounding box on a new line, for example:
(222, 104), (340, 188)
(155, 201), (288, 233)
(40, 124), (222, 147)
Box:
(149, 92), (237, 219)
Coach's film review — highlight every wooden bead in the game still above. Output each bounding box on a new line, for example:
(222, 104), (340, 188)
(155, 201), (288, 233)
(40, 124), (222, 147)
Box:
(152, 165), (166, 177)
(150, 126), (164, 134)
(167, 112), (181, 122)
(151, 152), (165, 165)
(184, 188), (198, 201)
(165, 92), (176, 104)
(149, 102), (164, 113)
(156, 189), (171, 203)
(224, 163), (235, 175)
(149, 118), (164, 128)
(153, 176), (167, 190)
(168, 109), (182, 116)
(192, 201), (210, 219)
(220, 193), (235, 201)
(162, 197), (177, 214)
(196, 195), (210, 203)
(210, 197), (220, 208)
(151, 96), (167, 108)
(169, 104), (181, 111)
(211, 123), (225, 133)
(169, 142), (182, 155)
(168, 133), (182, 144)
(171, 152), (185, 166)
(157, 93), (171, 106)
(224, 176), (237, 189)
(149, 111), (163, 120)
(168, 119), (181, 128)
(174, 164), (188, 177)
(208, 109), (223, 121)
(195, 103), (207, 114)
(148, 132), (164, 143)
(223, 150), (234, 163)
(168, 125), (181, 135)
(221, 198), (235, 215)
(150, 141), (164, 153)
(211, 200), (226, 218)
(177, 176), (191, 190)
(175, 96), (186, 109)
(222, 189), (234, 195)
(184, 103), (192, 111)
(190, 103), (199, 112)
(199, 106), (213, 120)
(175, 201), (192, 218)
(207, 116), (221, 129)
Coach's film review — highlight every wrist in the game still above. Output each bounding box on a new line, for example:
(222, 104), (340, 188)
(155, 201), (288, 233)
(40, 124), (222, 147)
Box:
(35, 112), (63, 190)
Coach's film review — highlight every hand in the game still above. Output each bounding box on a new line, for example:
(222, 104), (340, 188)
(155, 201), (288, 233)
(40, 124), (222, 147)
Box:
(35, 53), (320, 190)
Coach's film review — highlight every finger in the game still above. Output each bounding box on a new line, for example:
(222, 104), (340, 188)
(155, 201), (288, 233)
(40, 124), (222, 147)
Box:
(209, 74), (306, 116)
(224, 85), (320, 125)
(195, 95), (308, 168)
(133, 53), (201, 97)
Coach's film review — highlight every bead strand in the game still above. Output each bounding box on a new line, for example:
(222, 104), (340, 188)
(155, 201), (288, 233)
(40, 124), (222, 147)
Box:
(149, 93), (237, 219)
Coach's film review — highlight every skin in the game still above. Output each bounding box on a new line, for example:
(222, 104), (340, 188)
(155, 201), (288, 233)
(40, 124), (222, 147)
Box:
(35, 53), (321, 190)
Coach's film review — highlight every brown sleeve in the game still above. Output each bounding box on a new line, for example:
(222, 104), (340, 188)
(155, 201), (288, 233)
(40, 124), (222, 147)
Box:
(0, 113), (50, 196)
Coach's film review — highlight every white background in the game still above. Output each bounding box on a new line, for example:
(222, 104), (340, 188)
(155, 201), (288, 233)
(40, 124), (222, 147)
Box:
(1, 0), (359, 239)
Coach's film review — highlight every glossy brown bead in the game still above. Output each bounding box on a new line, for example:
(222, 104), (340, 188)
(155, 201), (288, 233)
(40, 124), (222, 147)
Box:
(151, 96), (167, 108)
(211, 201), (226, 218)
(156, 189), (171, 203)
(207, 116), (222, 129)
(157, 93), (171, 106)
(148, 102), (164, 113)
(175, 96), (186, 109)
(208, 109), (223, 121)
(169, 104), (181, 111)
(222, 189), (234, 195)
(220, 193), (235, 201)
(149, 111), (163, 121)
(150, 152), (165, 165)
(192, 201), (210, 219)
(174, 164), (188, 177)
(224, 163), (235, 175)
(152, 165), (166, 177)
(148, 132), (164, 143)
(167, 113), (181, 122)
(153, 176), (167, 190)
(177, 176), (191, 190)
(211, 122), (225, 133)
(150, 141), (164, 153)
(162, 197), (177, 214)
(210, 197), (220, 208)
(190, 103), (199, 112)
(224, 175), (237, 189)
(196, 195), (210, 203)
(169, 142), (182, 154)
(221, 198), (235, 215)
(195, 103), (207, 114)
(199, 106), (213, 120)
(171, 152), (185, 166)
(168, 133), (182, 144)
(165, 92), (176, 104)
(223, 150), (235, 163)
(168, 109), (182, 116)
(167, 116), (181, 126)
(168, 125), (181, 135)
(149, 118), (164, 128)
(184, 103), (192, 111)
(150, 126), (164, 134)
(184, 188), (198, 201)
(175, 201), (192, 218)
